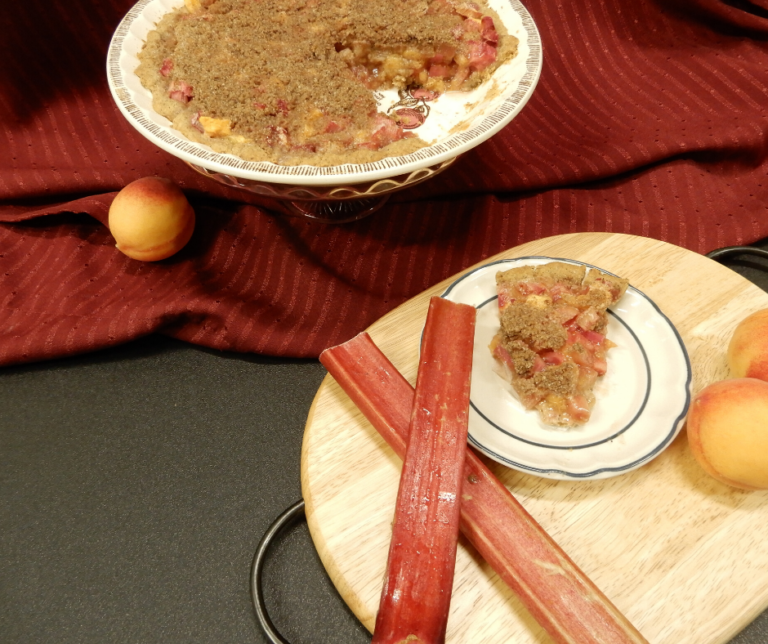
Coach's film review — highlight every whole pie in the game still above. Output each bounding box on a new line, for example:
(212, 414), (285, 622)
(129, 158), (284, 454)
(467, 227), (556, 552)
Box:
(135, 0), (518, 166)
(489, 262), (629, 427)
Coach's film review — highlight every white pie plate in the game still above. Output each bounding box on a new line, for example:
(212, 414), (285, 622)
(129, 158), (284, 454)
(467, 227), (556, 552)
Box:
(106, 0), (541, 187)
(440, 256), (692, 481)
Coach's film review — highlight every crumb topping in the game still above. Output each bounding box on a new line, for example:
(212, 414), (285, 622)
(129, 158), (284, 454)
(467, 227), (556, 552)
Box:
(500, 302), (567, 352)
(496, 263), (587, 291)
(502, 338), (538, 376)
(135, 0), (518, 165)
(533, 362), (578, 396)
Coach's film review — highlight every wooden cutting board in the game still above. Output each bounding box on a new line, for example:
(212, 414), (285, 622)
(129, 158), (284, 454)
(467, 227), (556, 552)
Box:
(301, 232), (768, 644)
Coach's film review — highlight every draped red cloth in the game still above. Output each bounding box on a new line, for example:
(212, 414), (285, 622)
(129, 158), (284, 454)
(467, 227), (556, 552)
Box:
(2, 0), (768, 365)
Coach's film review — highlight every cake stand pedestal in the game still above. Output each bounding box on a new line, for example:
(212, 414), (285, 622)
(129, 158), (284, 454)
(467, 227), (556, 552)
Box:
(185, 158), (457, 224)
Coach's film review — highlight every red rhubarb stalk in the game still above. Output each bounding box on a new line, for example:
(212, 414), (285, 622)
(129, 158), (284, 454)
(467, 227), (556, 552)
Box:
(371, 296), (476, 644)
(320, 327), (649, 644)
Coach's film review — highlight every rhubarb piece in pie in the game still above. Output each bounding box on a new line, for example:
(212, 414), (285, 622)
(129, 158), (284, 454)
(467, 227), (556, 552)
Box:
(489, 262), (629, 427)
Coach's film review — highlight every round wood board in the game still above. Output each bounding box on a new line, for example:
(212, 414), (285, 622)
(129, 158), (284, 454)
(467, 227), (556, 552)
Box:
(301, 233), (768, 644)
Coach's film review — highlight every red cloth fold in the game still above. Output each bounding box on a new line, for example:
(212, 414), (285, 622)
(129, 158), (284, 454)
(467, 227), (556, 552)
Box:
(2, 0), (768, 365)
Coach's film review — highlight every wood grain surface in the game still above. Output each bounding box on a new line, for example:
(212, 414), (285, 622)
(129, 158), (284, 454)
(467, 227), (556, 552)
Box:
(301, 233), (768, 644)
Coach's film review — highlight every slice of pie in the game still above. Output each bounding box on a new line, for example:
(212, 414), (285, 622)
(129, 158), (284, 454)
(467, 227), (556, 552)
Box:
(488, 262), (629, 427)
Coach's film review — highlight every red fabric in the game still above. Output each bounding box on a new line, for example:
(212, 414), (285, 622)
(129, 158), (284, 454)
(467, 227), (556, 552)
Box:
(2, 0), (768, 365)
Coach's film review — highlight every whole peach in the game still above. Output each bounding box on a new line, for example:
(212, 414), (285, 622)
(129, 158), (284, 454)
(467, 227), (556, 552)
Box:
(727, 308), (768, 381)
(108, 177), (195, 261)
(687, 378), (768, 490)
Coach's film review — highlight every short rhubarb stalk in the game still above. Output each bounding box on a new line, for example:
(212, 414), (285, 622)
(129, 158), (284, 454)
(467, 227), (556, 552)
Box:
(320, 324), (648, 644)
(370, 296), (476, 644)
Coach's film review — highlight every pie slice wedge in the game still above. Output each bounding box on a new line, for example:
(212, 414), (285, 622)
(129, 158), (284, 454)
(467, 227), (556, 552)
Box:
(489, 262), (629, 427)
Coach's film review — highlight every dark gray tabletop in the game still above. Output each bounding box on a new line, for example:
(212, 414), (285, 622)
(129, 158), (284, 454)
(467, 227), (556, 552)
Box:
(2, 244), (768, 644)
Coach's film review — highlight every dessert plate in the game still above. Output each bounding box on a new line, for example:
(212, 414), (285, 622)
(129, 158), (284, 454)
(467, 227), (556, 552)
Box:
(440, 256), (692, 480)
(106, 0), (541, 186)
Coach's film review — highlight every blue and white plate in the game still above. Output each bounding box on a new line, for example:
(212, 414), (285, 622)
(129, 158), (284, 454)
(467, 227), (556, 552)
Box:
(441, 256), (692, 481)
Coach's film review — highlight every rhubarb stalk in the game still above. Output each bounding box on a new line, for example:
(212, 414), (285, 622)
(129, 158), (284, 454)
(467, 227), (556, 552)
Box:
(320, 327), (649, 644)
(371, 296), (476, 644)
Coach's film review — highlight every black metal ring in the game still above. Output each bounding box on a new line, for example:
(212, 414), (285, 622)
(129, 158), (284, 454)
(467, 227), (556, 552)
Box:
(250, 499), (305, 644)
(706, 245), (768, 262)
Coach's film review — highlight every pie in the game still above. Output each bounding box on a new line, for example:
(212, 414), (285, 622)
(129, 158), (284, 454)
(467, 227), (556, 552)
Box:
(489, 262), (629, 427)
(135, 0), (518, 166)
